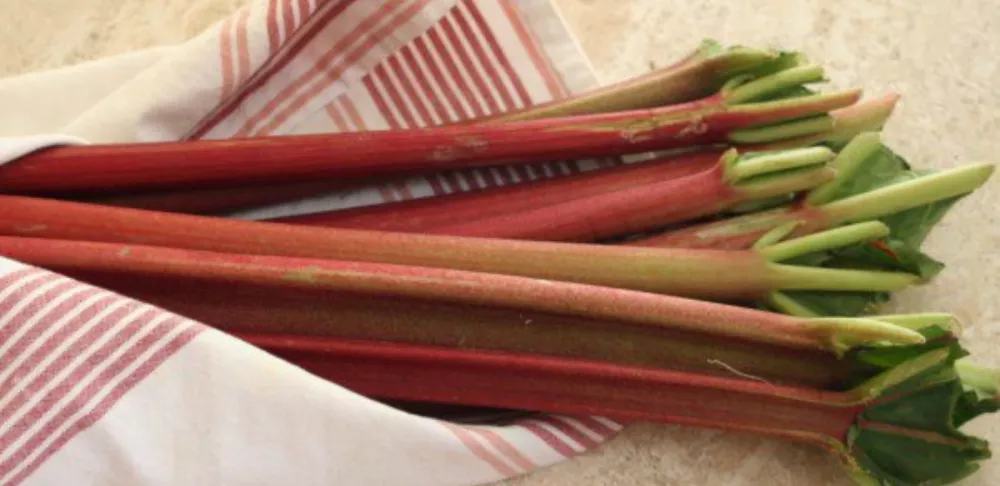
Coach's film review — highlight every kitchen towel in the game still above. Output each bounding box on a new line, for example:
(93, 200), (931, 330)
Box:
(0, 1), (628, 485)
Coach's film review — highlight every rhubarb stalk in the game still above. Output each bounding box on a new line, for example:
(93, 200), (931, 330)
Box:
(0, 236), (927, 388)
(260, 95), (899, 232)
(0, 65), (858, 194)
(422, 147), (835, 241)
(246, 336), (995, 486)
(66, 42), (804, 215)
(0, 196), (921, 301)
(482, 39), (785, 121)
(71, 93), (899, 218)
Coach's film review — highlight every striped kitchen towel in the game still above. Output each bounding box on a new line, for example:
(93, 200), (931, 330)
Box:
(0, 1), (628, 485)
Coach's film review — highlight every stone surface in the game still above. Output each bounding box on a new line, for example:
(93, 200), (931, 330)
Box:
(1, 1), (997, 484)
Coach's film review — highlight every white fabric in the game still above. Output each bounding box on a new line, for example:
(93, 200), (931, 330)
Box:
(0, 136), (86, 162)
(0, 1), (624, 485)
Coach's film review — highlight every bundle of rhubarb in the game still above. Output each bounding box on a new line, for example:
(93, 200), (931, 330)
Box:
(0, 40), (996, 485)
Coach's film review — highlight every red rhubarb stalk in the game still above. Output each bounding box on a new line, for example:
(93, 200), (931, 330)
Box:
(244, 336), (993, 486)
(76, 93), (895, 217)
(0, 66), (859, 194)
(67, 42), (794, 215)
(0, 196), (919, 301)
(0, 236), (929, 387)
(260, 95), (899, 230)
(422, 148), (834, 241)
(270, 150), (720, 229)
(243, 334), (866, 438)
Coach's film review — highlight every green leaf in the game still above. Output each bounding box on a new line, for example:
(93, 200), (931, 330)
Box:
(820, 146), (958, 274)
(765, 145), (964, 317)
(954, 389), (1000, 428)
(843, 346), (995, 485)
(826, 144), (910, 199)
(835, 239), (945, 280)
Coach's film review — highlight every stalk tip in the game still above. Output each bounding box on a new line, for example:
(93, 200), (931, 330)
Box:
(759, 221), (890, 262)
(957, 359), (1000, 398)
(807, 317), (926, 354)
(724, 64), (826, 105)
(823, 162), (997, 224)
(872, 313), (957, 332)
(752, 221), (803, 249)
(846, 348), (950, 401)
(769, 263), (919, 293)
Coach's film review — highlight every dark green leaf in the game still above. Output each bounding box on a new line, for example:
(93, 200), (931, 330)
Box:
(826, 145), (910, 200)
(954, 389), (1000, 428)
(845, 346), (995, 485)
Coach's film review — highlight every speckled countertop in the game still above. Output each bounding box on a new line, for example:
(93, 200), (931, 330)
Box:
(1, 1), (997, 484)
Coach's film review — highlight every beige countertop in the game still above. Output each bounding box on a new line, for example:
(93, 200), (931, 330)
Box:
(2, 1), (997, 484)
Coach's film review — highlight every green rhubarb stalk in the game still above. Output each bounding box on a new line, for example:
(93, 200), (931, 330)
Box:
(0, 195), (923, 303)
